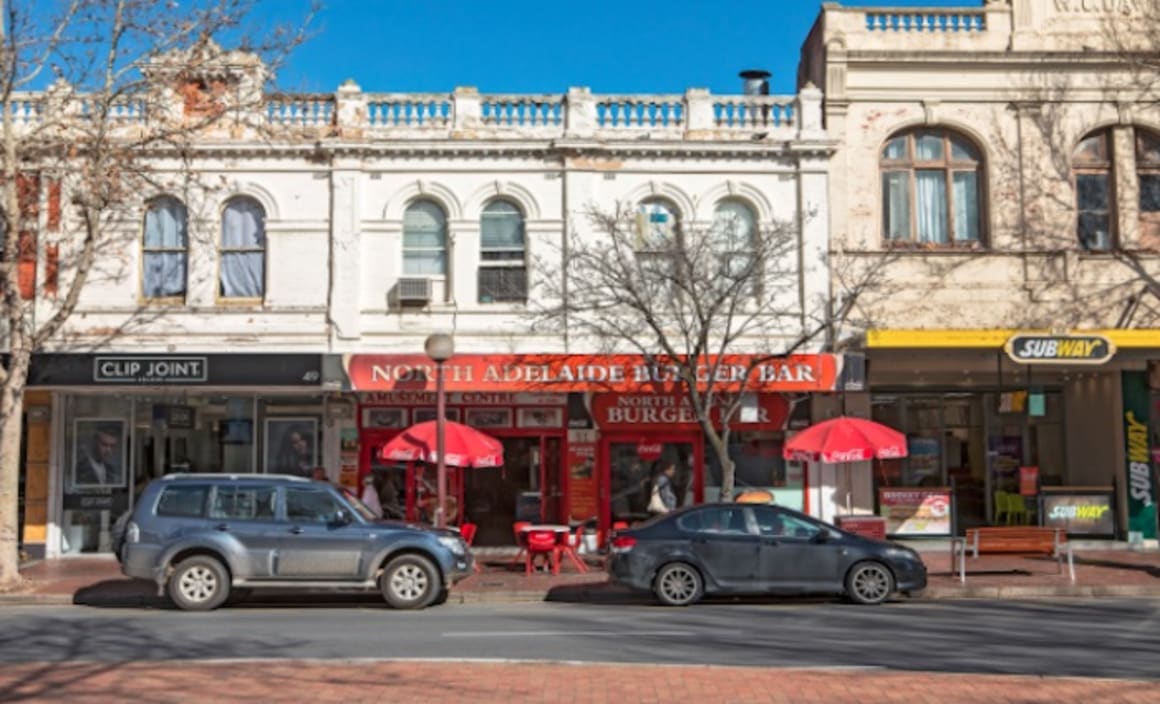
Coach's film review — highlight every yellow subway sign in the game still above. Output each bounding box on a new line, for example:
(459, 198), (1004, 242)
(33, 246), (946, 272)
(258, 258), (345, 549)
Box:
(1004, 334), (1115, 365)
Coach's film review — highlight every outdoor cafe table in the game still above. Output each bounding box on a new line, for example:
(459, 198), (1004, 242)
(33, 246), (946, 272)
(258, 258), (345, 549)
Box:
(516, 524), (587, 573)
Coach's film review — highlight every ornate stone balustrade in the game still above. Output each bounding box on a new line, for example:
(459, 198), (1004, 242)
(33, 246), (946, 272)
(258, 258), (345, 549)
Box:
(0, 81), (824, 143)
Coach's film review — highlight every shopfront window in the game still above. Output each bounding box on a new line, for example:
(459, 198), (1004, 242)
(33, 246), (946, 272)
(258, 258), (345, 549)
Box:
(703, 431), (803, 511)
(61, 395), (133, 555)
(608, 441), (693, 525)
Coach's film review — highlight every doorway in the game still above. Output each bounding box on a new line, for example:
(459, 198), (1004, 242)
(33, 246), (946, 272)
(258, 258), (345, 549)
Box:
(463, 433), (566, 546)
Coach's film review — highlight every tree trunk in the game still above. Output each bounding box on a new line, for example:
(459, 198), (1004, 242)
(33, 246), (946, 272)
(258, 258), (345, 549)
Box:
(703, 424), (735, 502)
(0, 349), (30, 589)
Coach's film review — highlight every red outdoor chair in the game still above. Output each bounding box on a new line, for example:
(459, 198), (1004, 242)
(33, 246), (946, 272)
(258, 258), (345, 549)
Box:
(558, 525), (588, 574)
(525, 529), (559, 576)
(511, 521), (532, 565)
(460, 522), (482, 574)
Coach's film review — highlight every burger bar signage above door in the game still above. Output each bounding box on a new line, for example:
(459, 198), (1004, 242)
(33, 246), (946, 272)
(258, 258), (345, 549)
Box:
(338, 354), (857, 393)
(1004, 334), (1115, 365)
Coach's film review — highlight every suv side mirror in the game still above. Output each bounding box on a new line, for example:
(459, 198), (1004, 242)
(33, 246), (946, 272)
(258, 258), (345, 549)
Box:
(333, 509), (352, 525)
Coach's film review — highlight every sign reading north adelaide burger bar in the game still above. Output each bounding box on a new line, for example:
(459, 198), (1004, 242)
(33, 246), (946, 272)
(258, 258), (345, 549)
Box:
(1004, 334), (1114, 365)
(339, 354), (846, 393)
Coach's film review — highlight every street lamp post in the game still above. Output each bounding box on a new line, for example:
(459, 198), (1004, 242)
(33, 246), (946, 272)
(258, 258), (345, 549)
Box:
(424, 333), (454, 528)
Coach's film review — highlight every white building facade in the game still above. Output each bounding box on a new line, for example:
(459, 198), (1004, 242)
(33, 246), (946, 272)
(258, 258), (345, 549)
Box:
(14, 60), (856, 556)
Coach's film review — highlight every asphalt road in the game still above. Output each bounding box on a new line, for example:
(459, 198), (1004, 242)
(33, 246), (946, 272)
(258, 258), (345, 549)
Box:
(0, 599), (1156, 679)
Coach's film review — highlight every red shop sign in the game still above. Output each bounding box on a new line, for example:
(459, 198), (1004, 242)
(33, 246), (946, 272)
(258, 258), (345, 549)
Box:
(340, 353), (843, 393)
(591, 391), (790, 430)
(637, 442), (664, 462)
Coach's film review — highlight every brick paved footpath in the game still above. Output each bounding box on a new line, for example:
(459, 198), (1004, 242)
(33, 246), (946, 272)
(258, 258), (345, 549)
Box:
(0, 661), (1153, 703)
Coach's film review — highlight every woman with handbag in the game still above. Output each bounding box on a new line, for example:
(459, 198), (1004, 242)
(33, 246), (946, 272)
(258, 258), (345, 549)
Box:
(648, 463), (678, 515)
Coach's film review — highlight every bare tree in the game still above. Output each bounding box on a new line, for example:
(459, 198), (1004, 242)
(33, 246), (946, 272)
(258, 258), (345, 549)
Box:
(530, 203), (888, 503)
(0, 0), (313, 589)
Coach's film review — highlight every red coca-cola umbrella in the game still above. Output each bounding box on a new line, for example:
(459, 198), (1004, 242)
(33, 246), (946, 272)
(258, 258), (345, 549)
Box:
(783, 416), (907, 515)
(783, 416), (907, 463)
(379, 420), (504, 468)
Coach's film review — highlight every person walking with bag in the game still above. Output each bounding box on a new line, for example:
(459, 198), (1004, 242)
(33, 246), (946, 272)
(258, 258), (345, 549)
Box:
(648, 463), (678, 515)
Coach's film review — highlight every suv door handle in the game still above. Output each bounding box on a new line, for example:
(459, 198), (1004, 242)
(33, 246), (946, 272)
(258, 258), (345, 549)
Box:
(289, 526), (305, 535)
(762, 538), (780, 546)
(214, 523), (229, 532)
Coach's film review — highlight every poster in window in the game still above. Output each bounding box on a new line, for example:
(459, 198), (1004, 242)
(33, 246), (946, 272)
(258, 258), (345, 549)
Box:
(413, 407), (460, 424)
(72, 419), (127, 489)
(264, 417), (318, 477)
(517, 407), (563, 429)
(465, 408), (512, 429)
(362, 407), (406, 430)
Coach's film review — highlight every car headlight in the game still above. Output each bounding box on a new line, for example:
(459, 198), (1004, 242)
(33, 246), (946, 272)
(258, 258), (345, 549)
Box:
(883, 547), (920, 562)
(438, 536), (467, 556)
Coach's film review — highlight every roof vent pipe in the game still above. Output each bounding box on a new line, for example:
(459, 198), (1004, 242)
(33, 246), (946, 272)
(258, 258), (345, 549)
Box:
(739, 69), (771, 95)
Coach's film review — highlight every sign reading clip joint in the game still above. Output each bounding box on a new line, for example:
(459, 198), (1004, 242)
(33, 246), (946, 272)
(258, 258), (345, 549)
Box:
(1004, 334), (1115, 365)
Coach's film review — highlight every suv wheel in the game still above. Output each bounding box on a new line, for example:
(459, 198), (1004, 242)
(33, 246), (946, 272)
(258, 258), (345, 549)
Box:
(380, 554), (439, 609)
(653, 562), (704, 607)
(168, 556), (231, 612)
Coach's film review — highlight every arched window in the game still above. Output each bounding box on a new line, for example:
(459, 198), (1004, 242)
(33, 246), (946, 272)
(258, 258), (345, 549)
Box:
(143, 196), (189, 299)
(479, 199), (526, 303)
(403, 199), (448, 275)
(219, 197), (266, 298)
(881, 129), (982, 245)
(1073, 129), (1114, 250)
(1137, 130), (1160, 247)
(713, 199), (758, 278)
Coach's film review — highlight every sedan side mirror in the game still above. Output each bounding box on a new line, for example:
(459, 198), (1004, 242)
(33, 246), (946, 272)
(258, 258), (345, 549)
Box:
(811, 530), (833, 544)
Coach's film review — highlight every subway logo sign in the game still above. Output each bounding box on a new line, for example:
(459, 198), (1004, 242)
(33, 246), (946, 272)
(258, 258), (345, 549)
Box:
(1005, 334), (1115, 365)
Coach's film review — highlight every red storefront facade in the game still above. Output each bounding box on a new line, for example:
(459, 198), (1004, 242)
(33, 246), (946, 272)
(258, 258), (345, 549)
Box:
(338, 354), (853, 545)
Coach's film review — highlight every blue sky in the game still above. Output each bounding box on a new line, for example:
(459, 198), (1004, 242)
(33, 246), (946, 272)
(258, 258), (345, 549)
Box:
(260, 0), (976, 95)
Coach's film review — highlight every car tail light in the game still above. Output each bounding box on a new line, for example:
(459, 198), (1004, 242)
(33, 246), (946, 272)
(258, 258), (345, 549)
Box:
(126, 521), (140, 544)
(610, 535), (637, 553)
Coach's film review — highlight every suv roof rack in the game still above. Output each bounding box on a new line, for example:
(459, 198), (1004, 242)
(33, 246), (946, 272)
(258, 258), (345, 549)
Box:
(161, 473), (313, 482)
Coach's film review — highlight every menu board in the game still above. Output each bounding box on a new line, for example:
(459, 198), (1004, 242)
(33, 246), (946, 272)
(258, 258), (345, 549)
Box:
(878, 487), (953, 537)
(567, 430), (598, 522)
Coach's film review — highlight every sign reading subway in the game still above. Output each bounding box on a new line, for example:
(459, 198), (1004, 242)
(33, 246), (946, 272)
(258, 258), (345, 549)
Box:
(1005, 334), (1115, 365)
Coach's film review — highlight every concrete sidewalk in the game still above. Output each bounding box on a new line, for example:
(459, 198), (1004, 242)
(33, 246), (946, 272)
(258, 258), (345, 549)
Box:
(0, 660), (1153, 703)
(2, 549), (1158, 607)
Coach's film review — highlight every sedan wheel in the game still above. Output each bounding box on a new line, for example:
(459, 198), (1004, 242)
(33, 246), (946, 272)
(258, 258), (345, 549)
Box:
(653, 562), (704, 607)
(845, 561), (894, 605)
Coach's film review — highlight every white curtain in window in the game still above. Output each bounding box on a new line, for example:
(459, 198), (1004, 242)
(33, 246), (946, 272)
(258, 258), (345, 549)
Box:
(882, 172), (910, 240)
(915, 170), (948, 243)
(143, 198), (188, 297)
(220, 198), (266, 298)
(952, 172), (980, 241)
(403, 200), (448, 275)
(480, 200), (526, 258)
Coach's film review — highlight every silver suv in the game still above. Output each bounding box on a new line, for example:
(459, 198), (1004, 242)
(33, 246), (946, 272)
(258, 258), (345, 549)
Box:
(119, 474), (472, 611)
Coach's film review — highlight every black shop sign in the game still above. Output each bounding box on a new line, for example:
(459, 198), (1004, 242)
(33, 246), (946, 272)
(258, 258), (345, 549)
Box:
(26, 354), (323, 386)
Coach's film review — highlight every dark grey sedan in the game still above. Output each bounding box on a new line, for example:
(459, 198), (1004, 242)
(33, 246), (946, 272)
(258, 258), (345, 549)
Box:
(607, 503), (926, 606)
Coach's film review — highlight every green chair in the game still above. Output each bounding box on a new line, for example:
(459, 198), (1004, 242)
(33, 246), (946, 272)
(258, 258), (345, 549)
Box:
(1007, 493), (1029, 525)
(992, 490), (1010, 524)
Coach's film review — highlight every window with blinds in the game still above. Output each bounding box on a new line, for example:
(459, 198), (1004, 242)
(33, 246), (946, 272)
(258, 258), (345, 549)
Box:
(403, 199), (448, 276)
(479, 200), (526, 302)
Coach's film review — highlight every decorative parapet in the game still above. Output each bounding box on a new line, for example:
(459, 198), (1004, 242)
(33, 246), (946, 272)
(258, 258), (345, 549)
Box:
(818, 3), (1012, 52)
(2, 81), (826, 144)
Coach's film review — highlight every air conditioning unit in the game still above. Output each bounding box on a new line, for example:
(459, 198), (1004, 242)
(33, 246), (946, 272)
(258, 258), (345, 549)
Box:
(391, 278), (431, 308)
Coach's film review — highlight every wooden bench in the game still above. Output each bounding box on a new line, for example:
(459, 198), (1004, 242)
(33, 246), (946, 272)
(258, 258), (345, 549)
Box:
(951, 527), (1074, 583)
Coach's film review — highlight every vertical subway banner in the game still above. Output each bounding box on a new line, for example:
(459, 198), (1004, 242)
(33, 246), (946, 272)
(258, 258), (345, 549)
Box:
(1122, 371), (1158, 541)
